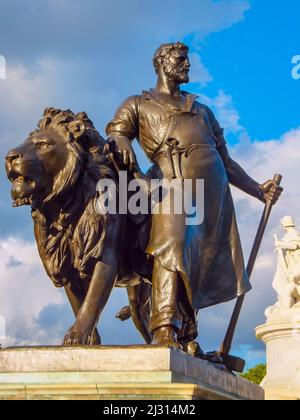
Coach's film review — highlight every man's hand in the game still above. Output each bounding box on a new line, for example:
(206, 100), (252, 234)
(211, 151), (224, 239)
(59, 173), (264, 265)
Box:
(109, 135), (137, 171)
(260, 179), (283, 204)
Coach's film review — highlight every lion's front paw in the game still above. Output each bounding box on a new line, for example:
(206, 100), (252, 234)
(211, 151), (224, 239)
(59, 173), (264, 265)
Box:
(63, 326), (89, 346)
(63, 325), (101, 347)
(90, 328), (101, 346)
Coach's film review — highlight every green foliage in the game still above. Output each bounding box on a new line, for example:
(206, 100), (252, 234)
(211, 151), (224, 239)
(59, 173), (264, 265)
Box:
(241, 364), (266, 385)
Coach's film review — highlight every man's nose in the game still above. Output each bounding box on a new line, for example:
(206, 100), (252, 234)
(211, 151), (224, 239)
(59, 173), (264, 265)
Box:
(5, 149), (23, 164)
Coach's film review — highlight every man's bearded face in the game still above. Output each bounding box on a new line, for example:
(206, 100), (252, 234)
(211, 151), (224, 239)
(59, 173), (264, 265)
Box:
(162, 49), (190, 84)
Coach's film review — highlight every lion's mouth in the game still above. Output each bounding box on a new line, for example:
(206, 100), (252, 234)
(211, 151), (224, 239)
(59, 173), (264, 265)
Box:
(8, 170), (35, 207)
(8, 171), (33, 185)
(12, 196), (33, 207)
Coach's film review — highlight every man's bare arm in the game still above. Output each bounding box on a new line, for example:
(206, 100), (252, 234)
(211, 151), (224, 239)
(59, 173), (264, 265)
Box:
(218, 143), (283, 204)
(106, 96), (140, 170)
(107, 134), (137, 170)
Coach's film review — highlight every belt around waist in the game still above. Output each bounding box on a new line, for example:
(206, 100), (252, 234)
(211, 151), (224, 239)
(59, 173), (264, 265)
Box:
(151, 141), (216, 181)
(152, 143), (215, 163)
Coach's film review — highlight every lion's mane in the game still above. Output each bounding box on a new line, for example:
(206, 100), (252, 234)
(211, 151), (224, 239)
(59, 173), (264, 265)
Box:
(31, 108), (116, 289)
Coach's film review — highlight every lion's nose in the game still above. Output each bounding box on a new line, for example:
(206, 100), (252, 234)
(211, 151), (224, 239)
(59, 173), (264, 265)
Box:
(5, 149), (23, 164)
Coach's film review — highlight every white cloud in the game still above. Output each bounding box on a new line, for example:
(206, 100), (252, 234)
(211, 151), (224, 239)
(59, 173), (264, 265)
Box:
(0, 236), (143, 347)
(189, 53), (213, 87)
(232, 128), (300, 220)
(199, 90), (243, 134)
(0, 237), (64, 346)
(232, 128), (300, 304)
(0, 57), (124, 160)
(0, 0), (250, 60)
(0, 60), (64, 158)
(0, 0), (252, 170)
(0, 63), (51, 128)
(0, 0), (251, 144)
(0, 55), (6, 80)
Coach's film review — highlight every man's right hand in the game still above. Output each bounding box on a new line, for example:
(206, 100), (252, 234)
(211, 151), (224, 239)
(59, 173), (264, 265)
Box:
(109, 135), (137, 171)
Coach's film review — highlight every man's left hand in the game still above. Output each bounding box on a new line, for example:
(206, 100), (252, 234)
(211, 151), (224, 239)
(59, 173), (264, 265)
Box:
(260, 179), (283, 204)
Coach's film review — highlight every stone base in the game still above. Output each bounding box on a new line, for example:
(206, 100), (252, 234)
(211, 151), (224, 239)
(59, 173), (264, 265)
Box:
(0, 346), (264, 400)
(256, 317), (300, 400)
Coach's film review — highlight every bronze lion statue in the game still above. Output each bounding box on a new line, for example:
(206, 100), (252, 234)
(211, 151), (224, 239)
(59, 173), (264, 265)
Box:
(5, 108), (151, 346)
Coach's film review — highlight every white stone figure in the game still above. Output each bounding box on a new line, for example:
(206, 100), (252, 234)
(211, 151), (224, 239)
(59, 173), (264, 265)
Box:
(266, 216), (300, 318)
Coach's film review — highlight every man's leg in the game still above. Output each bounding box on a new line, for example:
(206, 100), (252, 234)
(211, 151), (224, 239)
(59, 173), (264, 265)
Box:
(177, 278), (198, 341)
(150, 259), (182, 349)
(176, 283), (223, 363)
(176, 279), (202, 357)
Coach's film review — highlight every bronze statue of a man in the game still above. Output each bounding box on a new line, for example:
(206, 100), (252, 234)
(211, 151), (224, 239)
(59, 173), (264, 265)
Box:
(106, 42), (282, 351)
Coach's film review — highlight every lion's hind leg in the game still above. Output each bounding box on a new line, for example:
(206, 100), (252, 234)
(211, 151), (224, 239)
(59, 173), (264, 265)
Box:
(125, 280), (152, 344)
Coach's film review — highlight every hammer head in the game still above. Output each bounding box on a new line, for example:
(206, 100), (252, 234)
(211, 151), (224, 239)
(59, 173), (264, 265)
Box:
(211, 352), (246, 373)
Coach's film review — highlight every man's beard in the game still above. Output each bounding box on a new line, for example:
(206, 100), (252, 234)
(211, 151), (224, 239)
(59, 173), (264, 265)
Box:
(163, 63), (189, 84)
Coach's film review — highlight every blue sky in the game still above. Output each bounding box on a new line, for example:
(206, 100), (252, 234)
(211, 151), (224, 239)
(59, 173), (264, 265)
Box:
(0, 0), (299, 370)
(188, 0), (299, 141)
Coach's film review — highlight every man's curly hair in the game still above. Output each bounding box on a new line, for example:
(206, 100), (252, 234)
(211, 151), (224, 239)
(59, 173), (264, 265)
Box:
(153, 41), (189, 74)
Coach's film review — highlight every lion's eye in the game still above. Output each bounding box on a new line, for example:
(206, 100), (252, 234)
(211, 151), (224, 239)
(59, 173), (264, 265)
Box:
(36, 142), (51, 150)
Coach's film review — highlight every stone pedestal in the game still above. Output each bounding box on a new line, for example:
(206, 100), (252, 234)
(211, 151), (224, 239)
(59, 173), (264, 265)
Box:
(0, 346), (263, 400)
(256, 310), (300, 400)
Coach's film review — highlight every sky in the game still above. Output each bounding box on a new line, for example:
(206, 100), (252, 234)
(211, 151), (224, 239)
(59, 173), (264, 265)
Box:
(0, 0), (299, 369)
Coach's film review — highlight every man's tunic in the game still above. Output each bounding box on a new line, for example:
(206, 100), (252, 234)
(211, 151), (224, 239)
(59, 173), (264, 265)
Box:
(106, 90), (251, 309)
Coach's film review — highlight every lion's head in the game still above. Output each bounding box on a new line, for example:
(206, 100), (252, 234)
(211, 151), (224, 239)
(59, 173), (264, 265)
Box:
(5, 107), (109, 207)
(5, 108), (116, 287)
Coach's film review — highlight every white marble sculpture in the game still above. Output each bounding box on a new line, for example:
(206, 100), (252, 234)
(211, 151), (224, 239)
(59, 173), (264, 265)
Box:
(266, 216), (300, 318)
